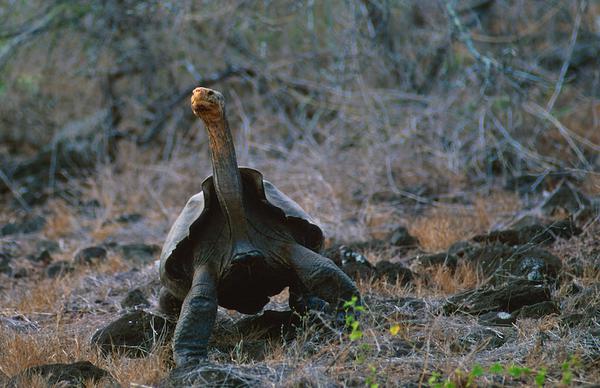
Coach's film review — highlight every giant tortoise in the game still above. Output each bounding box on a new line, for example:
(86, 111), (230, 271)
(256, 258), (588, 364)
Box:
(159, 87), (359, 366)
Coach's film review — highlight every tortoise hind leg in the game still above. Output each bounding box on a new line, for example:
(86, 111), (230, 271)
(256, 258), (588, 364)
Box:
(289, 286), (328, 313)
(172, 265), (217, 366)
(285, 243), (360, 312)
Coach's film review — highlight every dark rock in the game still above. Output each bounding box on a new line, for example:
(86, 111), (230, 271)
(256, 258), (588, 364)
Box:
(91, 310), (174, 357)
(37, 239), (60, 253)
(478, 311), (516, 326)
(119, 243), (160, 264)
(0, 215), (45, 236)
(74, 246), (108, 265)
(8, 361), (113, 388)
(329, 245), (376, 280)
(121, 288), (150, 309)
(12, 267), (28, 278)
(444, 279), (552, 315)
(375, 261), (414, 284)
(462, 243), (562, 281)
(116, 213), (143, 223)
(516, 301), (559, 319)
(541, 180), (591, 216)
(473, 229), (520, 246)
(0, 253), (11, 274)
(389, 226), (417, 247)
(411, 252), (458, 268)
(29, 249), (53, 264)
(472, 218), (582, 246)
(509, 214), (546, 229)
(451, 327), (510, 352)
(45, 261), (75, 278)
(448, 241), (472, 256)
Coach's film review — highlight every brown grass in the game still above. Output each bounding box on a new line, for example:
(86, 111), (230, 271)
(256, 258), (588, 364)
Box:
(409, 207), (488, 252)
(43, 199), (76, 239)
(426, 263), (482, 295)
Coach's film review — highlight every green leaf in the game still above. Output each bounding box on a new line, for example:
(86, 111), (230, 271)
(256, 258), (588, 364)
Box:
(535, 367), (547, 387)
(349, 330), (363, 341)
(428, 372), (441, 384)
(561, 370), (573, 385)
(470, 364), (484, 377)
(489, 363), (504, 374)
(508, 364), (523, 378)
(443, 380), (456, 388)
(343, 296), (358, 309)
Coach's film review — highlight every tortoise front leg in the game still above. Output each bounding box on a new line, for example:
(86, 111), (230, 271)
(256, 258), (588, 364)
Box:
(285, 243), (360, 312)
(172, 265), (217, 367)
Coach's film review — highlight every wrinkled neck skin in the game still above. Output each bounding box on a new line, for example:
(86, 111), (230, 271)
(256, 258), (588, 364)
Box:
(201, 110), (249, 250)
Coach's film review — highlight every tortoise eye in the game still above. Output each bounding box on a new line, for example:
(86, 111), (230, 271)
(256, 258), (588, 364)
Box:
(207, 90), (214, 96)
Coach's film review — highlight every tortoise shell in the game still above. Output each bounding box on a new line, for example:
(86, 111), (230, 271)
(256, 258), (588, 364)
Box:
(159, 167), (324, 297)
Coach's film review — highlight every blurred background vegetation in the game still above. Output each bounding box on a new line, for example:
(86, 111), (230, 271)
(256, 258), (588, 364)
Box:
(0, 0), (599, 239)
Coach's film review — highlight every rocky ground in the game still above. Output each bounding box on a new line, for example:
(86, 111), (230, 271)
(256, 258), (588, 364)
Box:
(0, 173), (599, 387)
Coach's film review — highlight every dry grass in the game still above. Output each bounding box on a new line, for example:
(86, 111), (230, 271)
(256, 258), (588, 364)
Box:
(43, 199), (77, 240)
(409, 207), (488, 252)
(425, 263), (483, 295)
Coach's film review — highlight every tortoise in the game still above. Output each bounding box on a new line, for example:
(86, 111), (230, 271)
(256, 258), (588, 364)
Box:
(158, 87), (360, 366)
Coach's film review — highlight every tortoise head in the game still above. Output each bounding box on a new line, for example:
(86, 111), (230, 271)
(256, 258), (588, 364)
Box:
(191, 87), (225, 124)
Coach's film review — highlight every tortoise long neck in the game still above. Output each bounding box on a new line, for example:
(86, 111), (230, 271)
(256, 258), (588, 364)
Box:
(204, 113), (249, 240)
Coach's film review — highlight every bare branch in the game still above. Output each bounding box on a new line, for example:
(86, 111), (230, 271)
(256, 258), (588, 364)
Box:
(546, 0), (587, 112)
(443, 0), (548, 85)
(0, 4), (64, 70)
(138, 65), (254, 145)
(523, 101), (595, 169)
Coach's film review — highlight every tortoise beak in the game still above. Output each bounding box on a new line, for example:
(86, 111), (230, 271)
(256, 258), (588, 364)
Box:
(191, 87), (222, 118)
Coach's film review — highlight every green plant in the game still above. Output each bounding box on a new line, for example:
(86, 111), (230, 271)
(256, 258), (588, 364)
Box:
(535, 367), (547, 387)
(428, 372), (456, 388)
(365, 364), (379, 388)
(343, 296), (380, 387)
(426, 359), (576, 387)
(343, 296), (364, 341)
(560, 355), (581, 385)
